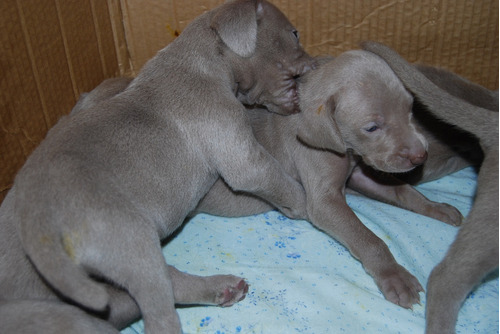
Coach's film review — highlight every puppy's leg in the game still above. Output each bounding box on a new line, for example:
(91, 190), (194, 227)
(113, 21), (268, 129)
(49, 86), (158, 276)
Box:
(296, 150), (423, 308)
(169, 266), (249, 307)
(107, 245), (180, 334)
(194, 179), (273, 217)
(76, 217), (181, 334)
(426, 155), (498, 334)
(107, 265), (248, 329)
(347, 165), (463, 226)
(105, 286), (141, 329)
(209, 118), (306, 220)
(426, 209), (498, 334)
(310, 192), (423, 308)
(0, 300), (120, 334)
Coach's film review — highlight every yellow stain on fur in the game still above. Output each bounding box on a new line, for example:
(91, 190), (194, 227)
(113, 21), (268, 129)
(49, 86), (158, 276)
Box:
(316, 104), (324, 115)
(62, 233), (78, 262)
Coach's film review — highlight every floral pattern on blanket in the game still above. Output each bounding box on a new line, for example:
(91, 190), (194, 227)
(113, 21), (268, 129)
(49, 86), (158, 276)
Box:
(122, 168), (498, 334)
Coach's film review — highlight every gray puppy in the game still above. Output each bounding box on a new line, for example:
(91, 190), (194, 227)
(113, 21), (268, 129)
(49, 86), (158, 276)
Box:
(363, 41), (498, 334)
(197, 49), (465, 309)
(3, 78), (252, 331)
(0, 1), (315, 333)
(349, 62), (497, 215)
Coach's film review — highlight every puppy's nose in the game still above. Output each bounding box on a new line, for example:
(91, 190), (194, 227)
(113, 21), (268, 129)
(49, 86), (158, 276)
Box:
(409, 151), (428, 166)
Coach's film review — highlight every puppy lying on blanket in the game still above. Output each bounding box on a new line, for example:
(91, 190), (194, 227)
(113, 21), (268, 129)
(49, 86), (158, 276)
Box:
(363, 41), (499, 334)
(347, 62), (496, 219)
(197, 49), (465, 309)
(0, 1), (315, 333)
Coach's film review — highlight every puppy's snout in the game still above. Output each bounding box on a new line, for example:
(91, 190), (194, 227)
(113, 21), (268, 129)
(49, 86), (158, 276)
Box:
(409, 150), (428, 166)
(399, 146), (428, 167)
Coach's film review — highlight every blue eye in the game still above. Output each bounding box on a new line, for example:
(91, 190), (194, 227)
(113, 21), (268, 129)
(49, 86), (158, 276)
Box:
(365, 125), (378, 133)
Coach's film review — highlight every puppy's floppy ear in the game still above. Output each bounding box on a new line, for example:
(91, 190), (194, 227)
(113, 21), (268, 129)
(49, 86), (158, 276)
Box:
(297, 95), (346, 153)
(211, 0), (262, 57)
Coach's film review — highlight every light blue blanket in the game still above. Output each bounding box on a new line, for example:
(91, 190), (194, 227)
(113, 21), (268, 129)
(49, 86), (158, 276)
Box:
(122, 167), (498, 334)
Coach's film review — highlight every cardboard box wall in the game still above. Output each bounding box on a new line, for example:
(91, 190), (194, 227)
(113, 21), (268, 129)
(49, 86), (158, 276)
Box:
(1, 0), (498, 202)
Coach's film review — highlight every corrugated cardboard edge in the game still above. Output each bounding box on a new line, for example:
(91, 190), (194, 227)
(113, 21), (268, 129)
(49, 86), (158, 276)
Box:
(108, 0), (134, 77)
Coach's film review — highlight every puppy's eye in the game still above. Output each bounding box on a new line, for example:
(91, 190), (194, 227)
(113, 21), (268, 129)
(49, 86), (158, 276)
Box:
(292, 29), (299, 40)
(365, 125), (379, 133)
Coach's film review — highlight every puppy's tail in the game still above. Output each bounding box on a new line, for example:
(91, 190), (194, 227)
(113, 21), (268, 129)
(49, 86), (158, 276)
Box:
(21, 222), (109, 312)
(361, 41), (498, 151)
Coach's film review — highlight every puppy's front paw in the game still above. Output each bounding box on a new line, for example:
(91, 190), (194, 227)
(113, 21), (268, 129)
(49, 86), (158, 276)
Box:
(376, 265), (424, 309)
(214, 277), (249, 307)
(427, 202), (464, 226)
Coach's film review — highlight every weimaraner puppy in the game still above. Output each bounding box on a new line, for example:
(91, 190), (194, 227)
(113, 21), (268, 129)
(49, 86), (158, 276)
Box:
(363, 41), (498, 334)
(349, 62), (496, 210)
(1, 79), (253, 332)
(196, 50), (467, 309)
(0, 1), (316, 333)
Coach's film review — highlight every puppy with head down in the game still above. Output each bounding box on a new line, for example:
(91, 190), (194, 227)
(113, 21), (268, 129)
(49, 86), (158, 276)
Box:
(363, 41), (498, 334)
(197, 50), (463, 308)
(0, 0), (315, 333)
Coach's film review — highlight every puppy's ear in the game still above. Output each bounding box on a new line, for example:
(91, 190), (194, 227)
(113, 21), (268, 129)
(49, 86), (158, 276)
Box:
(297, 96), (346, 153)
(211, 0), (261, 57)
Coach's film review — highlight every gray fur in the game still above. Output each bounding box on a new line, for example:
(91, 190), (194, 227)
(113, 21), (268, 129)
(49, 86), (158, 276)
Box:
(388, 63), (497, 185)
(196, 49), (467, 309)
(0, 1), (315, 333)
(362, 41), (499, 334)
